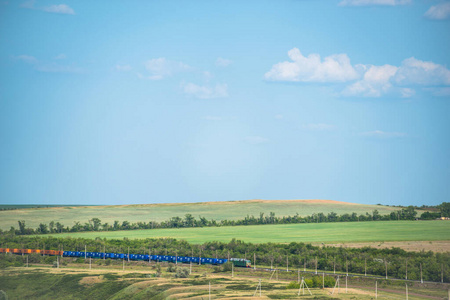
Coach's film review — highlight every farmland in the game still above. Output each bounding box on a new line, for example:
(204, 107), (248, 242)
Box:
(49, 220), (450, 245)
(0, 199), (411, 231)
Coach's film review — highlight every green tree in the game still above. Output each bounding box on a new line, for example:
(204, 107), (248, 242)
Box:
(439, 202), (450, 217)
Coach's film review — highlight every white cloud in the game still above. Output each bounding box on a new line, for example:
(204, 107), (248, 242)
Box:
(267, 49), (450, 98)
(42, 4), (74, 14)
(361, 130), (406, 138)
(394, 57), (450, 86)
(35, 63), (82, 73)
(275, 114), (284, 120)
(182, 82), (228, 99)
(20, 0), (34, 9)
(54, 54), (66, 60)
(339, 0), (411, 6)
(143, 58), (190, 80)
(115, 64), (132, 72)
(203, 116), (224, 121)
(343, 58), (450, 97)
(265, 48), (359, 83)
(14, 54), (82, 73)
(424, 2), (450, 20)
(424, 87), (450, 97)
(342, 64), (398, 97)
(302, 123), (335, 131)
(21, 1), (75, 14)
(244, 136), (269, 144)
(400, 88), (415, 98)
(216, 57), (232, 67)
(15, 54), (38, 64)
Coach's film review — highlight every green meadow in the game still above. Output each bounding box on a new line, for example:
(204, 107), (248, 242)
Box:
(49, 220), (450, 244)
(0, 199), (406, 231)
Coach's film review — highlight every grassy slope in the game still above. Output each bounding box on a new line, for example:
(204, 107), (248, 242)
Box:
(49, 220), (450, 244)
(0, 199), (406, 230)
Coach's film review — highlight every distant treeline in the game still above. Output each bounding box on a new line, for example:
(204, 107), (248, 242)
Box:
(3, 202), (449, 236)
(0, 235), (449, 283)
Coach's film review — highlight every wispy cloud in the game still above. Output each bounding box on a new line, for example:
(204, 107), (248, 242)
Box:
(360, 130), (406, 138)
(115, 64), (132, 72)
(21, 0), (75, 15)
(143, 58), (190, 80)
(182, 82), (228, 99)
(54, 54), (66, 60)
(265, 48), (359, 83)
(424, 2), (450, 20)
(42, 4), (74, 14)
(424, 87), (450, 97)
(339, 0), (411, 6)
(302, 123), (335, 131)
(14, 54), (83, 73)
(275, 114), (284, 120)
(216, 57), (232, 67)
(14, 54), (38, 64)
(244, 136), (269, 144)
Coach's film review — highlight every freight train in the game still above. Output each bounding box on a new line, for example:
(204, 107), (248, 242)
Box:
(0, 247), (239, 266)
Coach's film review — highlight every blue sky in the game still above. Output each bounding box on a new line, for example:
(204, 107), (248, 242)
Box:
(0, 0), (449, 206)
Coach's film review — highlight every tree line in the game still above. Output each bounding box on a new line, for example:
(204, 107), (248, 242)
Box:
(0, 235), (448, 283)
(3, 203), (449, 236)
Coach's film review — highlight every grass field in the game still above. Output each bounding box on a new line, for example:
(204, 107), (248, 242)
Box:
(49, 220), (450, 244)
(0, 199), (409, 231)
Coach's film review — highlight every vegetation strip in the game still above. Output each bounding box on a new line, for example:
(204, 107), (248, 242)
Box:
(1, 235), (449, 283)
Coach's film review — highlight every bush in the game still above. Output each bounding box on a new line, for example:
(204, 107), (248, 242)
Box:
(324, 276), (336, 288)
(286, 281), (300, 289)
(166, 264), (176, 272)
(175, 267), (190, 278)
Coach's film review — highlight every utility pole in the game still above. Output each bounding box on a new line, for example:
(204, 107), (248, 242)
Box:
(345, 275), (347, 293)
(315, 256), (318, 274)
(375, 281), (377, 299)
(406, 283), (408, 300)
(364, 258), (366, 276)
(420, 263), (423, 283)
(128, 247), (130, 262)
(85, 245), (87, 260)
(286, 256), (289, 272)
(254, 253), (256, 270)
(334, 257), (336, 274)
(385, 259), (388, 279)
(346, 259), (348, 276)
(405, 258), (408, 280)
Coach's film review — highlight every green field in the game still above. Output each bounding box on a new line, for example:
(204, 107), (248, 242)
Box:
(0, 199), (408, 231)
(49, 220), (450, 244)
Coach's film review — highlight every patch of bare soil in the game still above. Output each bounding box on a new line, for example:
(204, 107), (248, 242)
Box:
(317, 241), (450, 253)
(79, 275), (104, 286)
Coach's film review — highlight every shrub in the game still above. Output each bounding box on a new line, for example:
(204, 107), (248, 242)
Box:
(286, 281), (300, 289)
(175, 267), (190, 278)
